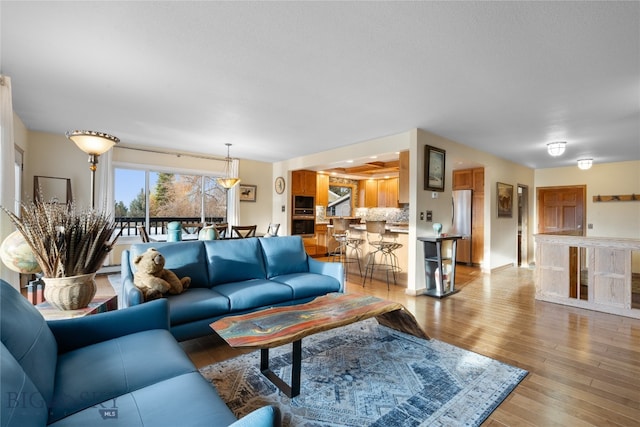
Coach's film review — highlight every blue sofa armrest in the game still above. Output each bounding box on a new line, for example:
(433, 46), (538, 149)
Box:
(308, 257), (344, 292)
(121, 248), (145, 307)
(229, 406), (281, 427)
(48, 298), (170, 353)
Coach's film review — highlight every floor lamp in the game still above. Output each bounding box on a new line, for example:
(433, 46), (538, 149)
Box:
(66, 130), (119, 209)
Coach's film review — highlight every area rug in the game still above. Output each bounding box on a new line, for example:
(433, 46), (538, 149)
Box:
(200, 318), (527, 427)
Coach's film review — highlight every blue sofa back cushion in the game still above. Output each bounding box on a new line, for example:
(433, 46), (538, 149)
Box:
(258, 236), (309, 279)
(1, 344), (49, 426)
(0, 280), (58, 407)
(204, 239), (267, 286)
(128, 242), (209, 288)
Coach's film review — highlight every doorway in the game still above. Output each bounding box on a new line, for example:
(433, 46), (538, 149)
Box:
(517, 184), (529, 267)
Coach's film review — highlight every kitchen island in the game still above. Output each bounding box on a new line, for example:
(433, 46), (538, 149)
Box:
(321, 220), (409, 286)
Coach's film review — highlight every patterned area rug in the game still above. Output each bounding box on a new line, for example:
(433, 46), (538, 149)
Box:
(200, 319), (527, 426)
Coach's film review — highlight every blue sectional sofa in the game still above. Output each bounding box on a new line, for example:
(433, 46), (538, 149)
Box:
(0, 279), (280, 427)
(121, 235), (344, 341)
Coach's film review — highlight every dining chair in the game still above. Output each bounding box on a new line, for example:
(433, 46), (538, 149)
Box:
(214, 223), (229, 239)
(231, 225), (257, 239)
(136, 225), (155, 243)
(266, 223), (280, 237)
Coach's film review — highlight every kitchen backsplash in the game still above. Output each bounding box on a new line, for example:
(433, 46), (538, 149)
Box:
(316, 205), (409, 224)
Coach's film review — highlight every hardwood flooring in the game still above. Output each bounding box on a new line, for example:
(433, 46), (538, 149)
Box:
(101, 262), (640, 426)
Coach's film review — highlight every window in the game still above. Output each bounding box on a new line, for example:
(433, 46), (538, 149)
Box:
(114, 167), (227, 238)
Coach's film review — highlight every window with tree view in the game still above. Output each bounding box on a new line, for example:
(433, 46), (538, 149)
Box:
(114, 168), (227, 238)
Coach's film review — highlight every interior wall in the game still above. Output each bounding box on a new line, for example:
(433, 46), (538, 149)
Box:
(411, 129), (535, 293)
(534, 161), (640, 239)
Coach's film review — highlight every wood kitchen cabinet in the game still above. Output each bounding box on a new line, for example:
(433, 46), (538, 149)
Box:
(315, 223), (328, 256)
(452, 169), (473, 190)
(359, 179), (378, 207)
(378, 177), (399, 207)
(316, 173), (329, 206)
(291, 170), (317, 196)
(398, 150), (409, 204)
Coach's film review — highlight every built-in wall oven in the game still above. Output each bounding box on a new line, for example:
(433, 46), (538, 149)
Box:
(292, 195), (315, 236)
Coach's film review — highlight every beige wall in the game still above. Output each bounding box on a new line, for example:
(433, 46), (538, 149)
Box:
(411, 129), (535, 292)
(535, 161), (640, 239)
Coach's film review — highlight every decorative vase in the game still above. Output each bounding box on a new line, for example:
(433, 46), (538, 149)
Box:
(433, 222), (442, 236)
(42, 273), (97, 310)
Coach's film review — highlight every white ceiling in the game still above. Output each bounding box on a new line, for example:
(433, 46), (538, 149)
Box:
(1, 1), (638, 169)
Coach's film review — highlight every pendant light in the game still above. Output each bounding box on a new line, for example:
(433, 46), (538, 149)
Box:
(217, 143), (241, 189)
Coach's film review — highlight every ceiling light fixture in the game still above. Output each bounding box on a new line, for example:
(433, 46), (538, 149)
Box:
(216, 143), (241, 189)
(66, 130), (119, 208)
(547, 141), (567, 157)
(577, 158), (593, 170)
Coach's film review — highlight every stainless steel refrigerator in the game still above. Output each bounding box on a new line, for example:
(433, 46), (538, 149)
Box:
(451, 189), (472, 264)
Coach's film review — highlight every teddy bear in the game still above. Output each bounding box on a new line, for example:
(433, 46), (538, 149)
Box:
(133, 247), (191, 302)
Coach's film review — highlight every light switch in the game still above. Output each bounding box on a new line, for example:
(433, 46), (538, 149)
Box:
(420, 212), (424, 221)
(281, 205), (285, 212)
(426, 211), (433, 221)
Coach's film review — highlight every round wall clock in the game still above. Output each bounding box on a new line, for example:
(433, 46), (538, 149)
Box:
(274, 176), (286, 194)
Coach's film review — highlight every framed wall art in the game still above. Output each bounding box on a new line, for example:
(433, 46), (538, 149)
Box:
(497, 182), (513, 218)
(424, 145), (446, 192)
(239, 184), (257, 202)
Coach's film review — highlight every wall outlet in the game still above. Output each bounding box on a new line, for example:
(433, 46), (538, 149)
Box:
(281, 205), (285, 212)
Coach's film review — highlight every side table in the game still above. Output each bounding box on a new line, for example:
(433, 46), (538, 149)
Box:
(36, 295), (118, 321)
(417, 235), (463, 298)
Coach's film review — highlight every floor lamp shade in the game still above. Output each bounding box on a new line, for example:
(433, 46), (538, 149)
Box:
(66, 130), (119, 208)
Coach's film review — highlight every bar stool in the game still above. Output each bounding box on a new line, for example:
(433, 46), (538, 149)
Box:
(362, 220), (402, 289)
(329, 218), (363, 277)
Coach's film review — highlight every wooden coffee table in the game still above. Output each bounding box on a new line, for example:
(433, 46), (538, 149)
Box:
(210, 292), (429, 397)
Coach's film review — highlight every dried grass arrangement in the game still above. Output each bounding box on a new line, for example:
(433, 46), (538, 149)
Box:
(2, 200), (120, 278)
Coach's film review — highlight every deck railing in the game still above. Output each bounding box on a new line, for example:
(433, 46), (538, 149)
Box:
(115, 216), (225, 237)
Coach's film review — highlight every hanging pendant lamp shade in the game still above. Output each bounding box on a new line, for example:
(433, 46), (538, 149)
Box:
(217, 143), (240, 189)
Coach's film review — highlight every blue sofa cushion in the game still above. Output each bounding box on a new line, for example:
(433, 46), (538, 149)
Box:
(167, 288), (230, 325)
(129, 242), (210, 288)
(272, 273), (342, 300)
(48, 329), (195, 423)
(0, 280), (57, 407)
(204, 239), (267, 285)
(1, 344), (49, 426)
(214, 279), (293, 311)
(258, 236), (309, 279)
(48, 372), (238, 427)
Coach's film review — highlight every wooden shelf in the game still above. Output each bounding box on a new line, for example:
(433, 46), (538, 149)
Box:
(592, 194), (639, 202)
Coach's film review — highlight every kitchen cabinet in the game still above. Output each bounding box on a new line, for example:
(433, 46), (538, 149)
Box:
(398, 150), (409, 204)
(315, 223), (328, 256)
(452, 169), (473, 190)
(377, 177), (399, 207)
(303, 236), (317, 256)
(291, 170), (317, 196)
(359, 179), (378, 208)
(316, 173), (329, 206)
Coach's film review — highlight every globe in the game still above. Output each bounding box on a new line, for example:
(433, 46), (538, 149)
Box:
(0, 230), (42, 274)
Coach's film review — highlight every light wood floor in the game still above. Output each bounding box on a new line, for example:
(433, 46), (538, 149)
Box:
(101, 263), (640, 426)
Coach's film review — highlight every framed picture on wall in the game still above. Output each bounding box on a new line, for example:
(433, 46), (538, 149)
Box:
(497, 182), (513, 218)
(424, 145), (446, 191)
(239, 184), (257, 202)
